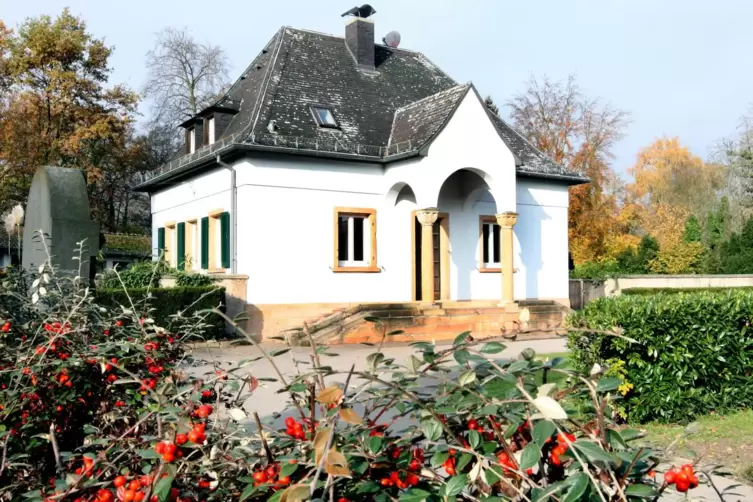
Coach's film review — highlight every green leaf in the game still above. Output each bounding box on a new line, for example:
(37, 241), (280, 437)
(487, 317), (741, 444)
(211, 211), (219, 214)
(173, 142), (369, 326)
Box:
(399, 488), (432, 502)
(442, 474), (468, 497)
(368, 435), (383, 454)
(421, 419), (442, 441)
(561, 473), (588, 502)
(367, 352), (385, 370)
(571, 440), (616, 465)
(240, 483), (258, 501)
(456, 453), (473, 472)
(270, 348), (290, 357)
(458, 369), (476, 386)
(154, 475), (174, 502)
(520, 441), (541, 469)
(137, 449), (161, 459)
(431, 450), (449, 467)
(468, 430), (481, 449)
(507, 360), (530, 373)
(480, 342), (506, 354)
(453, 331), (471, 346)
(280, 462), (299, 477)
(596, 377), (622, 393)
(454, 349), (472, 365)
(624, 484), (659, 498)
(533, 420), (556, 446)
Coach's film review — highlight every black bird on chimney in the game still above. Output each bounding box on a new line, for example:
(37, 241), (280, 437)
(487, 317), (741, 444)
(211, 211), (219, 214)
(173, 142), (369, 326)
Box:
(341, 4), (376, 18)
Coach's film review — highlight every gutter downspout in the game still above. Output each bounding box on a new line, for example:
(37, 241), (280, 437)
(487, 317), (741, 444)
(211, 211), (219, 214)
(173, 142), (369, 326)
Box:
(216, 154), (237, 274)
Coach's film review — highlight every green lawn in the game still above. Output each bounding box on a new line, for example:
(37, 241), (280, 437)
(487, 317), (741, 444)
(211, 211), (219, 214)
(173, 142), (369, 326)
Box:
(640, 410), (753, 482)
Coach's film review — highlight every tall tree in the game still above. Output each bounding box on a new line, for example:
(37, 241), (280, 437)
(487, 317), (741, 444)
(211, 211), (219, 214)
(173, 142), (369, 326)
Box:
(629, 137), (723, 218)
(0, 9), (139, 216)
(144, 27), (230, 130)
(507, 75), (630, 263)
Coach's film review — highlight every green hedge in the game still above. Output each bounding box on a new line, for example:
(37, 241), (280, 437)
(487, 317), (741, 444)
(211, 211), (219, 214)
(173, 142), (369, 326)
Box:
(567, 290), (753, 423)
(622, 286), (753, 296)
(95, 286), (226, 338)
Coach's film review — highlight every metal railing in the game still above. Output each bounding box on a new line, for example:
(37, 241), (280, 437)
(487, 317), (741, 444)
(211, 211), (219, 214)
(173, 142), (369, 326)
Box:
(140, 131), (416, 184)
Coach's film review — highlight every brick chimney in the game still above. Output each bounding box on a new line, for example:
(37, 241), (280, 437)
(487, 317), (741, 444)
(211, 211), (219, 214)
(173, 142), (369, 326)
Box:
(345, 16), (375, 71)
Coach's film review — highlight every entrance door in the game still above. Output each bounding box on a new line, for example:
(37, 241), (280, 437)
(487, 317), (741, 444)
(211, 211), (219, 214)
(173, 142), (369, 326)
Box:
(413, 212), (449, 301)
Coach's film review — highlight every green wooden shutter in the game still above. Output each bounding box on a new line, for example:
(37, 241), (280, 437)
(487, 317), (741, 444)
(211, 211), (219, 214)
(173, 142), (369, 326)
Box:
(176, 222), (186, 270)
(157, 227), (165, 259)
(220, 211), (230, 269)
(201, 217), (209, 269)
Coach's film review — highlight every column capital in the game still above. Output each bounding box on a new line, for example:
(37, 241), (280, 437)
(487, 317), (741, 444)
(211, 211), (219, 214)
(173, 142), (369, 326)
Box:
(495, 211), (519, 228)
(416, 209), (440, 226)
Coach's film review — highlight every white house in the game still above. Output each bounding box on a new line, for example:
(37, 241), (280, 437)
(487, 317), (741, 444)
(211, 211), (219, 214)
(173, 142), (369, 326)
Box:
(135, 7), (587, 342)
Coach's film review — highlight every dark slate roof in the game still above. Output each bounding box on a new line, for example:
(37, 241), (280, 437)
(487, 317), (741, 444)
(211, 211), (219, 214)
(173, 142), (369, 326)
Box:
(389, 84), (469, 149)
(135, 26), (586, 191)
(486, 110), (589, 184)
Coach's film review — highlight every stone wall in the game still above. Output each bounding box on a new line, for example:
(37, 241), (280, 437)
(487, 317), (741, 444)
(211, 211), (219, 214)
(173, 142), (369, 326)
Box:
(602, 275), (753, 296)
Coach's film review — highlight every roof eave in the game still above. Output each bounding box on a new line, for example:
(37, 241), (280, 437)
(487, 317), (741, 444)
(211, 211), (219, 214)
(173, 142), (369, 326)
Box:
(516, 168), (590, 186)
(133, 142), (424, 193)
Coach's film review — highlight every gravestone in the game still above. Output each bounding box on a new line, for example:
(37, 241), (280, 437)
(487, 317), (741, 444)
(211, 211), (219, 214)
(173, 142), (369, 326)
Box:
(22, 166), (100, 278)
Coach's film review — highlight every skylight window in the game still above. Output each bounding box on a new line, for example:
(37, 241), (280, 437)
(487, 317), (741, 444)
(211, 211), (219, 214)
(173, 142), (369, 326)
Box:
(311, 106), (339, 128)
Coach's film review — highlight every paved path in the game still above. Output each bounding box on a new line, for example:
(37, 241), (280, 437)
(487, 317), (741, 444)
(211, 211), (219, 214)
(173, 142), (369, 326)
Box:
(187, 339), (753, 501)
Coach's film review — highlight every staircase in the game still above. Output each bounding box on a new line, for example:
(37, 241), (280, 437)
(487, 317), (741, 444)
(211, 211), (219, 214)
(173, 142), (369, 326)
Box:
(278, 300), (570, 345)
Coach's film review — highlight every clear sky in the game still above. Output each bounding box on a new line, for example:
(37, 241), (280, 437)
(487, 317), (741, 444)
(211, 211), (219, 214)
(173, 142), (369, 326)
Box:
(4, 0), (753, 177)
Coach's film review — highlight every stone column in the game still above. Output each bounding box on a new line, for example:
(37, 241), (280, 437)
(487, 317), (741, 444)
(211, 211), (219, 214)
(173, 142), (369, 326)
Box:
(416, 209), (439, 304)
(496, 212), (518, 306)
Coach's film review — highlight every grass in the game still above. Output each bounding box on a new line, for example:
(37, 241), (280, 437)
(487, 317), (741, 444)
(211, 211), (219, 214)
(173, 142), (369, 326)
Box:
(640, 410), (753, 482)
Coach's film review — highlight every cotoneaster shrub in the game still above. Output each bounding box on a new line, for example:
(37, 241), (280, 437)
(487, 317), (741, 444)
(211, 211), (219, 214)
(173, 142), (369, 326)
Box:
(1, 253), (731, 501)
(567, 291), (753, 423)
(621, 286), (753, 296)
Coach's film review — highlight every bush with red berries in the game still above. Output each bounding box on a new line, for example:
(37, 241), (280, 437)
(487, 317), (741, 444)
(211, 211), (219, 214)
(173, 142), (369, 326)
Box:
(0, 261), (733, 501)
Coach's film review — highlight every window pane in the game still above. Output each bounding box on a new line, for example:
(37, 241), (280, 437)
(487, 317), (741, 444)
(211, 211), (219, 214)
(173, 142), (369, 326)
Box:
(338, 216), (349, 261)
(482, 224), (490, 264)
(493, 224), (500, 263)
(353, 217), (365, 261)
(189, 128), (196, 153)
(208, 117), (215, 144)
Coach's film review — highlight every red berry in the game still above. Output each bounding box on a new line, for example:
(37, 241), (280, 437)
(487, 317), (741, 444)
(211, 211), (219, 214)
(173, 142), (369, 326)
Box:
(134, 492), (145, 502)
(196, 405), (213, 418)
(681, 464), (694, 477)
(379, 477), (392, 487)
(175, 434), (188, 445)
(113, 476), (127, 488)
(253, 471), (268, 483)
(285, 417), (296, 428)
(406, 473), (419, 486)
(676, 479), (690, 493)
(664, 470), (678, 484)
(162, 452), (175, 463)
(689, 475), (699, 489)
(277, 476), (291, 486)
(124, 490), (136, 502)
(467, 418), (479, 430)
(129, 480), (141, 491)
(163, 443), (177, 455)
(550, 453), (561, 466)
(409, 459), (421, 471)
(187, 430), (200, 443)
(154, 442), (166, 454)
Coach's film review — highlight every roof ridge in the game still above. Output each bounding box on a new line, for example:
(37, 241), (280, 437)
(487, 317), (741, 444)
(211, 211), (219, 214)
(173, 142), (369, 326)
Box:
(285, 26), (430, 55)
(393, 83), (469, 116)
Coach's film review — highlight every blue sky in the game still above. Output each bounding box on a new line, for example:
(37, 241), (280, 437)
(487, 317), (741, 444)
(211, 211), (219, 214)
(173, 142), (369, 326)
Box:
(4, 0), (753, 177)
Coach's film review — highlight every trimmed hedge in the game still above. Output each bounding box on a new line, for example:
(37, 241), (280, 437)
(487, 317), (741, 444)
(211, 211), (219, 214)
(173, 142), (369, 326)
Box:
(622, 286), (753, 296)
(567, 290), (753, 423)
(95, 286), (226, 338)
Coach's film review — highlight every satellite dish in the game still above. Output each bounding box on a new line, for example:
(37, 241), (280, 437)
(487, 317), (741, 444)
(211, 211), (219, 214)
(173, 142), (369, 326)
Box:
(383, 31), (401, 48)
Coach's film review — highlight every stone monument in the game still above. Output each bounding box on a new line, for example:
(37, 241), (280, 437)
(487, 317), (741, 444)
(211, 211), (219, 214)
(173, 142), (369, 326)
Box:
(22, 166), (100, 278)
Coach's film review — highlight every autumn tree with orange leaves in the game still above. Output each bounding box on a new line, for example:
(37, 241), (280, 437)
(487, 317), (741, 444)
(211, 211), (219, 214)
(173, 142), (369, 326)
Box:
(627, 137), (724, 273)
(507, 75), (630, 264)
(0, 10), (150, 230)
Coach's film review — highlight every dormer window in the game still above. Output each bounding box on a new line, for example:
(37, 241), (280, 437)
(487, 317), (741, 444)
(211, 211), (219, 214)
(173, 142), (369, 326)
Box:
(205, 116), (215, 145)
(311, 106), (339, 128)
(188, 127), (196, 153)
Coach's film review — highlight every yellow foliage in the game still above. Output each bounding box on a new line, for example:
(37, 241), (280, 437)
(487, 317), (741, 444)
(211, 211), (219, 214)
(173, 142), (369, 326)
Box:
(648, 241), (704, 274)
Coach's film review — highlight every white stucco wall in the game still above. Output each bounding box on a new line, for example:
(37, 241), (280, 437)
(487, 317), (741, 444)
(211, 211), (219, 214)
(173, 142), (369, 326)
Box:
(515, 179), (570, 300)
(149, 91), (571, 304)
